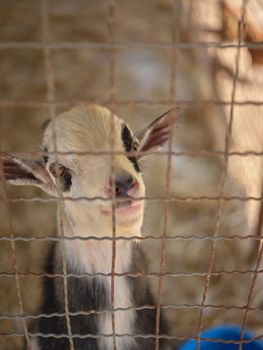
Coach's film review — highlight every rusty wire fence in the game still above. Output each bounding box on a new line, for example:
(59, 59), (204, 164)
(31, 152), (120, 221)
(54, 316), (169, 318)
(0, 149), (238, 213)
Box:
(0, 0), (263, 349)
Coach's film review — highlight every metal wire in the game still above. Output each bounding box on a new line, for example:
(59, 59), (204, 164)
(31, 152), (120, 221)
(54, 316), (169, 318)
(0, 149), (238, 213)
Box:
(1, 0), (263, 349)
(1, 269), (263, 278)
(0, 41), (263, 50)
(155, 2), (180, 347)
(2, 195), (263, 203)
(1, 234), (262, 242)
(1, 302), (263, 321)
(169, 0), (180, 100)
(1, 332), (263, 343)
(1, 99), (263, 109)
(4, 148), (263, 158)
(108, 1), (117, 349)
(196, 2), (248, 349)
(41, 0), (74, 349)
(239, 190), (263, 349)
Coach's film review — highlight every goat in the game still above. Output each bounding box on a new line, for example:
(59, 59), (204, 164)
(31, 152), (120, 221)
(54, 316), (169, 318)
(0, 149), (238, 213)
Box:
(2, 104), (178, 350)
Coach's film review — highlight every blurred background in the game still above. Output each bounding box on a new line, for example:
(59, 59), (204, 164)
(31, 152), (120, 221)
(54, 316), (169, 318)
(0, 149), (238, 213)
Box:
(0, 0), (263, 349)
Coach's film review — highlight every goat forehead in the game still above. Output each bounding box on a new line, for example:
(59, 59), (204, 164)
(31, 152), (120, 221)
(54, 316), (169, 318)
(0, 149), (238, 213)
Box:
(43, 105), (124, 153)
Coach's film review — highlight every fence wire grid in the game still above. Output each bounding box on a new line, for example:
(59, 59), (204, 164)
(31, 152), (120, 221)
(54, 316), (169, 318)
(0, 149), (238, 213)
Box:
(0, 0), (263, 350)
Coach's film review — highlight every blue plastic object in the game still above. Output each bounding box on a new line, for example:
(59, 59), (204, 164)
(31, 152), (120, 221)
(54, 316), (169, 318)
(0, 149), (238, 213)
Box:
(179, 325), (263, 350)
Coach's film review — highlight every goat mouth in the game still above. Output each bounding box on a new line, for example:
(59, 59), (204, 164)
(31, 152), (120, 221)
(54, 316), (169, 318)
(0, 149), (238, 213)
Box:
(116, 198), (132, 209)
(100, 198), (142, 215)
(115, 198), (142, 212)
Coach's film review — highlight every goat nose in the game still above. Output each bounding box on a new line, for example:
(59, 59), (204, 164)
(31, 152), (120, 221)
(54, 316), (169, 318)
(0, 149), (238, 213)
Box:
(114, 172), (135, 197)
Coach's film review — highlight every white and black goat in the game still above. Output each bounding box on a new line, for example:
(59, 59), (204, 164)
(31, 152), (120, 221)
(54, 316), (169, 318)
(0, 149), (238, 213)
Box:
(2, 105), (178, 350)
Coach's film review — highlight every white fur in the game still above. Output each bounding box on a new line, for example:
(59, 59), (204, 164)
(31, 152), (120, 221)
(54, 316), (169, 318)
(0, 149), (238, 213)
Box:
(65, 237), (136, 350)
(30, 337), (40, 350)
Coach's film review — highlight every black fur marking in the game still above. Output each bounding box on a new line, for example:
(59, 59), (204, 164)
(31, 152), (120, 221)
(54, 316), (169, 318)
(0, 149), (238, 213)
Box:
(38, 245), (107, 350)
(62, 170), (72, 192)
(129, 245), (171, 350)
(36, 243), (172, 350)
(23, 171), (38, 181)
(121, 124), (140, 172)
(43, 147), (49, 165)
(121, 125), (133, 152)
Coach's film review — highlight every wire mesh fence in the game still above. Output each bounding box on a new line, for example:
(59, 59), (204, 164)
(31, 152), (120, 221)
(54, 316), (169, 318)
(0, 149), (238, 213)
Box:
(0, 0), (263, 350)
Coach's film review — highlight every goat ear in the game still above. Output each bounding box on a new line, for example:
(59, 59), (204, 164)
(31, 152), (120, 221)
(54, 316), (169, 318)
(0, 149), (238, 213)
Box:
(1, 154), (56, 195)
(136, 107), (180, 156)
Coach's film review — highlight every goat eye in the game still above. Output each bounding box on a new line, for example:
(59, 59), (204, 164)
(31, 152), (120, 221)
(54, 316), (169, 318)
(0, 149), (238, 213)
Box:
(49, 163), (72, 192)
(49, 163), (66, 178)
